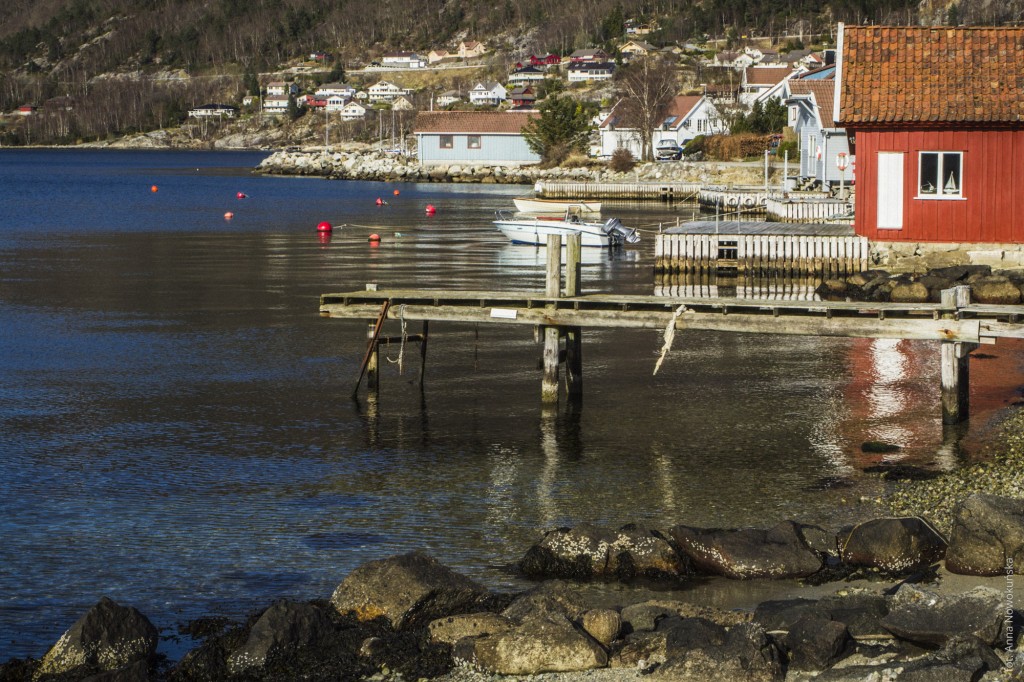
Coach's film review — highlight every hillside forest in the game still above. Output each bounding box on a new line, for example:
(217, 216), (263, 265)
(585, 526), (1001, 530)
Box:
(0, 0), (1022, 146)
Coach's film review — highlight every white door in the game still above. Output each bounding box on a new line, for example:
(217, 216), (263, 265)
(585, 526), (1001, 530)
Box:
(876, 152), (904, 230)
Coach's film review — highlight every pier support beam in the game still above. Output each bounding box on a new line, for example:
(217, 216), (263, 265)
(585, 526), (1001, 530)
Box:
(542, 235), (563, 404)
(940, 286), (977, 424)
(564, 234), (583, 399)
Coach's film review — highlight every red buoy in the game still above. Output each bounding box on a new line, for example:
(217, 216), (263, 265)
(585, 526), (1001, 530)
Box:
(150, 185), (158, 193)
(425, 204), (436, 215)
(236, 192), (247, 199)
(393, 189), (400, 196)
(317, 221), (333, 232)
(368, 233), (381, 242)
(375, 197), (384, 206)
(224, 211), (234, 220)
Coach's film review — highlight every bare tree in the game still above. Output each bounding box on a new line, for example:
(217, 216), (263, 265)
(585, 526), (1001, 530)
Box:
(615, 56), (678, 162)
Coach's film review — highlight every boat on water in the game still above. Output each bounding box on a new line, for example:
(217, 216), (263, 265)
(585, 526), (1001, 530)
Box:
(493, 207), (639, 248)
(512, 197), (602, 215)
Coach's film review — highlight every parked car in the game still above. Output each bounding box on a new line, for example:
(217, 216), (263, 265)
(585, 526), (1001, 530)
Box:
(655, 141), (683, 161)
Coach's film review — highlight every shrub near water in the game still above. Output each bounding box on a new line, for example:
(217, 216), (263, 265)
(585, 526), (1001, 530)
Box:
(704, 133), (774, 161)
(609, 147), (636, 173)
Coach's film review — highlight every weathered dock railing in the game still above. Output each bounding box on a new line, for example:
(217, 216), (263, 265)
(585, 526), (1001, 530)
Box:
(765, 196), (854, 223)
(696, 187), (769, 213)
(535, 180), (700, 201)
(655, 232), (869, 277)
(322, 253), (1024, 422)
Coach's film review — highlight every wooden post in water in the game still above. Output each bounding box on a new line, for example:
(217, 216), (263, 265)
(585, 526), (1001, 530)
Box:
(940, 285), (977, 424)
(366, 322), (380, 391)
(418, 320), (429, 389)
(564, 233), (583, 399)
(542, 234), (562, 404)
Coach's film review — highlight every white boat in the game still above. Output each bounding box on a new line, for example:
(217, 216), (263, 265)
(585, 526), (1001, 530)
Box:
(512, 197), (602, 215)
(493, 208), (639, 248)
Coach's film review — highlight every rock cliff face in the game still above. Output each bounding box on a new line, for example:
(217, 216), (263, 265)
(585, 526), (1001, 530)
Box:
(255, 149), (771, 186)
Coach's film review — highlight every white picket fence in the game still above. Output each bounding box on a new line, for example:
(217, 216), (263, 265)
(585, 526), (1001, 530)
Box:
(655, 233), (870, 276)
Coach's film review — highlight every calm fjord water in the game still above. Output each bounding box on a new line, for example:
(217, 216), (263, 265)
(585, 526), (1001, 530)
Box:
(0, 149), (1020, 659)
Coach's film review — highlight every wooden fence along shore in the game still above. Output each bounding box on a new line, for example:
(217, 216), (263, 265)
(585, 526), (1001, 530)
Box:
(321, 236), (1024, 425)
(535, 180), (701, 201)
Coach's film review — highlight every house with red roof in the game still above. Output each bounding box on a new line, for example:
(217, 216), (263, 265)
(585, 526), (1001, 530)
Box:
(599, 95), (726, 158)
(413, 111), (540, 165)
(836, 24), (1024, 242)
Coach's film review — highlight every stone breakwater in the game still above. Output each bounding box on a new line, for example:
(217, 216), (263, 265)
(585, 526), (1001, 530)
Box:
(255, 149), (769, 186)
(6, 492), (1024, 682)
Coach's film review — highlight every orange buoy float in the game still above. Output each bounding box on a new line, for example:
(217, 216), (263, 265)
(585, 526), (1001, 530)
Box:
(224, 212), (234, 220)
(368, 233), (381, 243)
(236, 192), (247, 199)
(393, 189), (400, 196)
(425, 204), (436, 215)
(375, 197), (384, 206)
(150, 185), (158, 193)
(316, 221), (333, 233)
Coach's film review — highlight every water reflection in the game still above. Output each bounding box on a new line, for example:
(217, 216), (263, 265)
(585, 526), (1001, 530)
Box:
(655, 273), (822, 300)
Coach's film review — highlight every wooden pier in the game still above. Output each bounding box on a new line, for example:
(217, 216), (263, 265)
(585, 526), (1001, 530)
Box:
(321, 238), (1024, 424)
(765, 196), (854, 223)
(535, 180), (701, 201)
(655, 221), (869, 277)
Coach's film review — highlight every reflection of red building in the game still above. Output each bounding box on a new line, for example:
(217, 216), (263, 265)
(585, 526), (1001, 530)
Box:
(838, 337), (1024, 467)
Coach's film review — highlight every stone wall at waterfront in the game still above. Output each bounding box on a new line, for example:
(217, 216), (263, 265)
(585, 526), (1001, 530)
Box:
(255, 148), (772, 186)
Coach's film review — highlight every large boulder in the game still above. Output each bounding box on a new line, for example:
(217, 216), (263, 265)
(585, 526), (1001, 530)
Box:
(805, 635), (1003, 681)
(470, 612), (608, 674)
(668, 521), (823, 579)
(782, 614), (853, 671)
(889, 281), (930, 303)
(654, 617), (784, 681)
(330, 551), (488, 629)
(754, 592), (891, 640)
(226, 601), (332, 673)
(621, 599), (749, 634)
(427, 612), (515, 645)
(946, 493), (1024, 576)
(879, 584), (1006, 647)
(971, 277), (1022, 304)
(37, 597), (158, 677)
(518, 523), (686, 581)
(839, 517), (946, 574)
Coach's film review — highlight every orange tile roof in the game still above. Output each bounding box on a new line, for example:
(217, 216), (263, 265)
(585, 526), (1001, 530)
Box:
(839, 25), (1024, 125)
(745, 66), (794, 86)
(414, 111), (538, 134)
(789, 80), (836, 126)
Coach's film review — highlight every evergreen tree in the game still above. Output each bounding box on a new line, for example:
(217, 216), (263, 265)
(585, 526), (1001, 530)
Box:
(522, 95), (595, 165)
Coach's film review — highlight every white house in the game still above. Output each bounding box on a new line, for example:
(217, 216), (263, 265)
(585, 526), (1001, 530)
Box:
(368, 81), (411, 102)
(712, 51), (754, 69)
(436, 90), (462, 107)
(599, 95), (727, 158)
(508, 65), (546, 85)
(188, 103), (238, 118)
(382, 52), (426, 69)
(340, 101), (368, 120)
(414, 111), (540, 165)
(265, 82), (297, 97)
(740, 66), (798, 105)
(315, 82), (355, 99)
(468, 82), (506, 106)
(620, 40), (658, 60)
(325, 95), (348, 111)
(567, 61), (615, 82)
(428, 49), (453, 64)
(262, 95), (290, 114)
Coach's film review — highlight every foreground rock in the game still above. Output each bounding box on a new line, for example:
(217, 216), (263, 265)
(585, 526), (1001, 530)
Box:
(946, 493), (1024, 576)
(879, 584), (1006, 647)
(669, 521), (824, 579)
(226, 601), (333, 673)
(838, 517), (947, 574)
(519, 523), (686, 581)
(331, 551), (490, 629)
(36, 597), (157, 678)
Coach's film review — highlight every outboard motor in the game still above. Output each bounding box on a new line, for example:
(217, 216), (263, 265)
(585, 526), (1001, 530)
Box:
(602, 218), (641, 244)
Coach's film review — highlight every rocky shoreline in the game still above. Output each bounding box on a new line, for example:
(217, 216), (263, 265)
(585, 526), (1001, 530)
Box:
(5, 476), (1023, 682)
(254, 147), (770, 186)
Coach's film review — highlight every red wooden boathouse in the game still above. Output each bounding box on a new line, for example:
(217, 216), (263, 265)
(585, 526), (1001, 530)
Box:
(836, 25), (1024, 243)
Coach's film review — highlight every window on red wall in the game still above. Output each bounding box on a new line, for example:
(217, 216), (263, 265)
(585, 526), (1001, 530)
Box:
(918, 151), (962, 198)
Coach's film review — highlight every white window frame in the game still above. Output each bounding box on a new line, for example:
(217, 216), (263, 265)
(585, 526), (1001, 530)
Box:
(917, 151), (965, 200)
(467, 135), (481, 150)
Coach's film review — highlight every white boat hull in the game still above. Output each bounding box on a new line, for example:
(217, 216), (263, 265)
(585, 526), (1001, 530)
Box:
(513, 198), (602, 214)
(494, 219), (615, 247)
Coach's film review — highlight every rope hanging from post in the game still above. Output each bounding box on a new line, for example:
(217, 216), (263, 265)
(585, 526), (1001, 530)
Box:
(653, 304), (689, 375)
(385, 304), (408, 373)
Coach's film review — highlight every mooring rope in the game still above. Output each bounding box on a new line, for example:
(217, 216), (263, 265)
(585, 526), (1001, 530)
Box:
(653, 304), (689, 375)
(385, 304), (408, 373)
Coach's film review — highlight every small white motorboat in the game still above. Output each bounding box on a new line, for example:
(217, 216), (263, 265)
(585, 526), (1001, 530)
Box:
(493, 207), (639, 248)
(512, 197), (602, 215)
